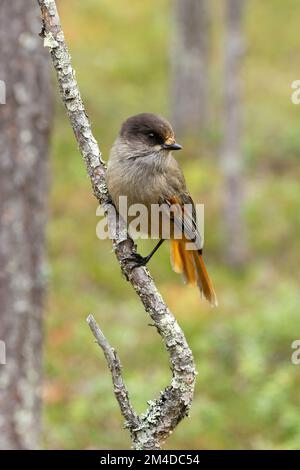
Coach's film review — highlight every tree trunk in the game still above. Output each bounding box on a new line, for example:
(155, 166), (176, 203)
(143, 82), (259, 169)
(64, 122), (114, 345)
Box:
(221, 0), (247, 267)
(0, 0), (52, 449)
(171, 0), (210, 136)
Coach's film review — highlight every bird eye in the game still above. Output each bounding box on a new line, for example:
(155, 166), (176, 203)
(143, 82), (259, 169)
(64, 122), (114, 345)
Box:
(148, 133), (155, 139)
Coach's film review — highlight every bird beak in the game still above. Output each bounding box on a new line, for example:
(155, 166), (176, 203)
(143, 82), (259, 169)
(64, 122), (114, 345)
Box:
(162, 142), (182, 151)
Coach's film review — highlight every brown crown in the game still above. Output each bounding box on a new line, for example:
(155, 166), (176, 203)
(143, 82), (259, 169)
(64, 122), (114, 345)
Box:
(120, 113), (174, 143)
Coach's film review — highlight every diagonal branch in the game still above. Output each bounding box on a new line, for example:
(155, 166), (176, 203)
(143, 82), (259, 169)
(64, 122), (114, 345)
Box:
(86, 315), (140, 433)
(37, 0), (196, 450)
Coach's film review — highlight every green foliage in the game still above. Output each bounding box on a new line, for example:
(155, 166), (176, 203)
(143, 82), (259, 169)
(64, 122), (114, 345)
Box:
(44, 0), (300, 449)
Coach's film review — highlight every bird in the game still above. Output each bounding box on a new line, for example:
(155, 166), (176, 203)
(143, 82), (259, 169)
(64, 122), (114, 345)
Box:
(106, 113), (217, 306)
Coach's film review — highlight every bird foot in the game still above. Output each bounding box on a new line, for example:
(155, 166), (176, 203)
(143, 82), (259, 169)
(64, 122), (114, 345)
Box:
(126, 252), (148, 270)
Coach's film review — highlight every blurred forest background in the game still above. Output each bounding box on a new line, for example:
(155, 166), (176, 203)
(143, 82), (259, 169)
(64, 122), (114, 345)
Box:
(1, 0), (300, 450)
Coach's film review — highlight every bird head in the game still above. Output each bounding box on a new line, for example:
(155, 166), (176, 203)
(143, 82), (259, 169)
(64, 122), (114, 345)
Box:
(120, 113), (182, 158)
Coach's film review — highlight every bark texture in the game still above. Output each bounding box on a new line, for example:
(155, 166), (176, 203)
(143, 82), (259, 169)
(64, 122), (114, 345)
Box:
(221, 0), (247, 267)
(37, 0), (196, 450)
(0, 0), (52, 449)
(171, 0), (210, 136)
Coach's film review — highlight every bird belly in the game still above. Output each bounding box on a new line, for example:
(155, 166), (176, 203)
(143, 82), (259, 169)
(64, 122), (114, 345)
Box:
(108, 169), (169, 238)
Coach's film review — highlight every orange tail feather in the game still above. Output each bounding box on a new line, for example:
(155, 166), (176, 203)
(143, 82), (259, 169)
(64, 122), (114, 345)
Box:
(170, 240), (218, 306)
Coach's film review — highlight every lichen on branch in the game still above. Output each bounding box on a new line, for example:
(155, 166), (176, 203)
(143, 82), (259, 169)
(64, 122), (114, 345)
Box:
(37, 0), (196, 450)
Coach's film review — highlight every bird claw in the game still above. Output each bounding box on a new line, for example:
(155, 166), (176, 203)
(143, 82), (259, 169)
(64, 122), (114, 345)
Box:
(126, 252), (148, 270)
